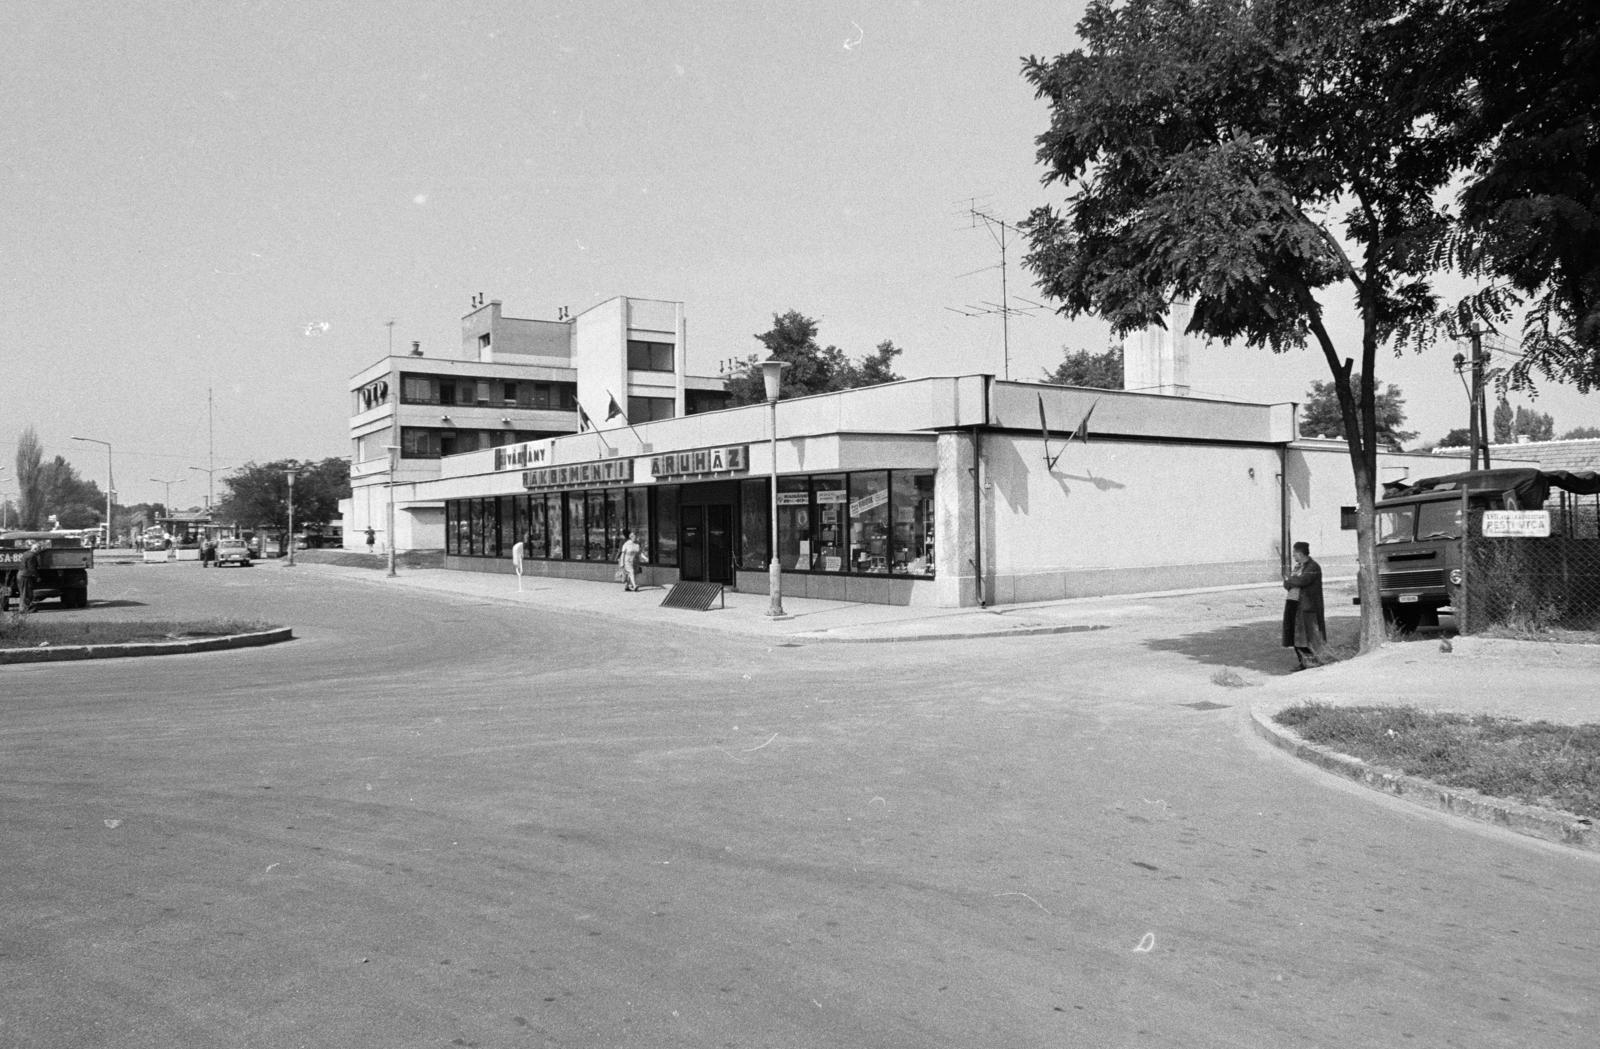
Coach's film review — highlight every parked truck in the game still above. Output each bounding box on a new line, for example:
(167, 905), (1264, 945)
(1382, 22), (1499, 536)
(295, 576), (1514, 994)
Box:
(0, 530), (94, 610)
(1370, 467), (1600, 631)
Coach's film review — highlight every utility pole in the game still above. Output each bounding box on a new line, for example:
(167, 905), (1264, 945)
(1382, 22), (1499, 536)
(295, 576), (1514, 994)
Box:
(1474, 331), (1492, 470)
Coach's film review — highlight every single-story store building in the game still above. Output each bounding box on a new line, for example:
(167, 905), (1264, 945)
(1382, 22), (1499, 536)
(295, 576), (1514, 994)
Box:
(368, 373), (1518, 607)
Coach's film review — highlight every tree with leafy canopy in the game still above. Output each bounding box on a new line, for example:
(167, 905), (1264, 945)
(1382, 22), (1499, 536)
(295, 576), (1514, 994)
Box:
(1021, 0), (1474, 650)
(1561, 426), (1600, 440)
(38, 456), (106, 530)
(1298, 375), (1415, 449)
(13, 427), (47, 530)
(725, 311), (905, 406)
(1493, 398), (1557, 443)
(1492, 397), (1515, 444)
(1041, 343), (1124, 389)
(1429, 0), (1600, 392)
(1436, 428), (1472, 448)
(216, 457), (350, 554)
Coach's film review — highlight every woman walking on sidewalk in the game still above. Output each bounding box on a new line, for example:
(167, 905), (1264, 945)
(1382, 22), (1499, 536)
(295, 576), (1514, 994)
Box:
(618, 531), (645, 592)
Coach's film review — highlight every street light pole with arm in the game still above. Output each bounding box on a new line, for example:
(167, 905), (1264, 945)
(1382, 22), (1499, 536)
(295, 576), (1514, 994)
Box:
(70, 436), (113, 545)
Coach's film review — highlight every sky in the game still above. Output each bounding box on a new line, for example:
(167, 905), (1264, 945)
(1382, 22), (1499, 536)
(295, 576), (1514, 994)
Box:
(3, 0), (1595, 510)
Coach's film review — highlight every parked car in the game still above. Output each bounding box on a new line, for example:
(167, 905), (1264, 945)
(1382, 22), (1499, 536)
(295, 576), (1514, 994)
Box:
(212, 538), (253, 567)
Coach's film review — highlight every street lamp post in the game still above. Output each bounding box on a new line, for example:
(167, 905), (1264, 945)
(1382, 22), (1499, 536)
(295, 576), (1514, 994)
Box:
(383, 444), (401, 578)
(761, 357), (791, 619)
(149, 477), (179, 512)
(285, 469), (297, 567)
(70, 436), (114, 546)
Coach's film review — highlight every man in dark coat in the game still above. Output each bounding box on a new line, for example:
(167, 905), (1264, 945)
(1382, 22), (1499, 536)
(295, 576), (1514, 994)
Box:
(1281, 540), (1326, 669)
(17, 541), (43, 613)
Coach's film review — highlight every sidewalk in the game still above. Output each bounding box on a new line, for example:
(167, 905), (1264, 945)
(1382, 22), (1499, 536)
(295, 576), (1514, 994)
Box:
(288, 559), (1138, 643)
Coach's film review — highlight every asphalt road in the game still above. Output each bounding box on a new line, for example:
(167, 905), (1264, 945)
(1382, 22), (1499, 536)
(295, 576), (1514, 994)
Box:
(3, 563), (1598, 1048)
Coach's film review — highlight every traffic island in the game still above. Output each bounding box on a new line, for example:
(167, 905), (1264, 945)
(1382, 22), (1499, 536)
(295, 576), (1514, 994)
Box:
(0, 623), (292, 664)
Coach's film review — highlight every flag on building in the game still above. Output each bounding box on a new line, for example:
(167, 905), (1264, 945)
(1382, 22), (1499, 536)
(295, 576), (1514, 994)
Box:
(577, 404), (592, 431)
(606, 394), (626, 422)
(1071, 400), (1098, 444)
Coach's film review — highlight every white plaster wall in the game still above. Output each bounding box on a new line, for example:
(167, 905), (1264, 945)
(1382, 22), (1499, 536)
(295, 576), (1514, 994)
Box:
(981, 435), (1285, 602)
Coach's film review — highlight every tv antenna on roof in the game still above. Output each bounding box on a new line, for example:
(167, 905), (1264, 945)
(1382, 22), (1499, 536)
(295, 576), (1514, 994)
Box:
(948, 199), (1044, 380)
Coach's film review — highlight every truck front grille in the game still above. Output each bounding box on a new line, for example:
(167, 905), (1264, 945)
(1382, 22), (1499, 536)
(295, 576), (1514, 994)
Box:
(1380, 568), (1446, 591)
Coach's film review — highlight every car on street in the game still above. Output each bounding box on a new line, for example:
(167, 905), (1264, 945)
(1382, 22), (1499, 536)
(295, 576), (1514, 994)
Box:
(212, 538), (252, 568)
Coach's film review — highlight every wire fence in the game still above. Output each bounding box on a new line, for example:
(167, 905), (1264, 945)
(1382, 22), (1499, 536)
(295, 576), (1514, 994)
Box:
(1461, 500), (1600, 634)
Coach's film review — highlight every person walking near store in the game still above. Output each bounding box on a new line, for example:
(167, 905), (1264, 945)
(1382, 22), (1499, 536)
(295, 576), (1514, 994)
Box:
(618, 531), (645, 592)
(366, 527), (376, 554)
(511, 535), (525, 590)
(1281, 540), (1326, 670)
(17, 541), (43, 612)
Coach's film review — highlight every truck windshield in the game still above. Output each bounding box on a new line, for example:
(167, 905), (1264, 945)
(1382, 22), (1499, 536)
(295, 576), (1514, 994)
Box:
(1416, 501), (1463, 540)
(1377, 507), (1415, 544)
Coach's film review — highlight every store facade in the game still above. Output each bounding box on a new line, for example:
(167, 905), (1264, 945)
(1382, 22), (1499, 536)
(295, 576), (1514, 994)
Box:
(415, 374), (1467, 608)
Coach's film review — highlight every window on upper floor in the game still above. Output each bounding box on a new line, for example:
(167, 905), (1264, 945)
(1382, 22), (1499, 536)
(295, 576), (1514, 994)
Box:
(478, 333), (491, 349)
(628, 396), (675, 423)
(401, 375), (436, 404)
(627, 340), (674, 372)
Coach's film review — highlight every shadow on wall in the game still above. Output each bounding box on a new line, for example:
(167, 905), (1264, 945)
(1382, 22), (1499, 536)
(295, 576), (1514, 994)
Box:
(987, 437), (1129, 518)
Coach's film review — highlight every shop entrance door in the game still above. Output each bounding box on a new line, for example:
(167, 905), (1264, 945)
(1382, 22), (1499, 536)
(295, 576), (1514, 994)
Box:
(679, 504), (734, 585)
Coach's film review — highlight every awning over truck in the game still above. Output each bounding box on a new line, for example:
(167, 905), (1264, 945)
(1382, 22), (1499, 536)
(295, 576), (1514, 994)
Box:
(1384, 468), (1600, 508)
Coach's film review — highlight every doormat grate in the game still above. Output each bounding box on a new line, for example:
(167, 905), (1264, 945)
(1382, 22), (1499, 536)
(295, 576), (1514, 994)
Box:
(660, 582), (725, 611)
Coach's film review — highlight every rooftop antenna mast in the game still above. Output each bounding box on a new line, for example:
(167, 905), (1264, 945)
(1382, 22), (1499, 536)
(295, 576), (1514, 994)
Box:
(949, 200), (1043, 380)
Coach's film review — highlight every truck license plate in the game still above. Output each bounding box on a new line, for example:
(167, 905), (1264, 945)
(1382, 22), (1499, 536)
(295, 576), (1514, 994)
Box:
(1398, 594), (1419, 603)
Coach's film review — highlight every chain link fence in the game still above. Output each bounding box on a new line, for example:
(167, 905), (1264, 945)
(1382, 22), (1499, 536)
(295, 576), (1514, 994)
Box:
(1460, 498), (1600, 634)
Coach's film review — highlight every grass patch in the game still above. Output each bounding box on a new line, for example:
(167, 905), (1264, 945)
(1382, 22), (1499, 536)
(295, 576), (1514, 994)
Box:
(1275, 702), (1600, 820)
(0, 615), (275, 649)
(291, 549), (446, 571)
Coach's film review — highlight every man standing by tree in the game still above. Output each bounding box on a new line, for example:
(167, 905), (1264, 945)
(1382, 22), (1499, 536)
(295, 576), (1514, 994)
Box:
(1021, 0), (1477, 650)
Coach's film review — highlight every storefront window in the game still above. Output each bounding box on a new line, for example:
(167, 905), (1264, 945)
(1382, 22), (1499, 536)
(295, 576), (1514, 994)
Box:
(654, 485), (679, 567)
(739, 478), (768, 570)
(891, 471), (935, 576)
(604, 489), (626, 562)
(848, 472), (890, 574)
(548, 494), (565, 559)
(499, 496), (515, 558)
(776, 477), (808, 570)
(627, 488), (649, 554)
(526, 496), (547, 558)
(586, 491), (609, 561)
(811, 474), (846, 572)
(565, 492), (587, 560)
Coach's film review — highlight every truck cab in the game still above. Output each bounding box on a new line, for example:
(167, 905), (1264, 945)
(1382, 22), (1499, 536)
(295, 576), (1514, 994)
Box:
(1373, 467), (1600, 631)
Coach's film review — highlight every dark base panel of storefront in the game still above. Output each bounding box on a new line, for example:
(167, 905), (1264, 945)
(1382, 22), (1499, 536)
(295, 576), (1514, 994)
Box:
(733, 569), (929, 606)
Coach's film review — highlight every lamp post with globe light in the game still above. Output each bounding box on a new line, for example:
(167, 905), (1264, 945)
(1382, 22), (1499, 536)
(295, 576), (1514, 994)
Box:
(285, 469), (297, 567)
(761, 357), (791, 619)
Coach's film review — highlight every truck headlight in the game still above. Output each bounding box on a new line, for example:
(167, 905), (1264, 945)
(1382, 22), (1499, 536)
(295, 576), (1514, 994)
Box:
(1449, 569), (1463, 586)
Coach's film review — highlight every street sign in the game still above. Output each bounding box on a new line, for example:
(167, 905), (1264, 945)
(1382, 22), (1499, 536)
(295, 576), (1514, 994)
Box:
(1482, 510), (1550, 537)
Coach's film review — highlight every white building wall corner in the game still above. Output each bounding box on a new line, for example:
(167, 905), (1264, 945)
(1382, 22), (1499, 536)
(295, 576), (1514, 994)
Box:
(934, 432), (982, 607)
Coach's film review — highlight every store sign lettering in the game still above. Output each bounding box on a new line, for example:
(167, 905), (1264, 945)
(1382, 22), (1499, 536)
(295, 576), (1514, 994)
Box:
(359, 379), (389, 410)
(495, 442), (549, 471)
(521, 459), (634, 491)
(650, 445), (749, 480)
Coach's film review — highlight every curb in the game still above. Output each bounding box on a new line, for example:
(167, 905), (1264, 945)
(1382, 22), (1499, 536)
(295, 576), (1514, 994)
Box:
(0, 627), (294, 664)
(1249, 707), (1598, 853)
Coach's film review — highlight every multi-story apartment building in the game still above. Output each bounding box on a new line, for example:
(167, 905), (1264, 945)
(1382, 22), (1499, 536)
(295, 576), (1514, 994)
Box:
(346, 295), (729, 551)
